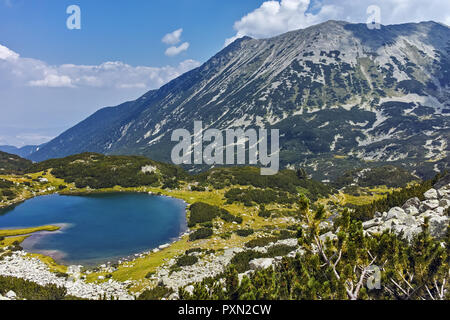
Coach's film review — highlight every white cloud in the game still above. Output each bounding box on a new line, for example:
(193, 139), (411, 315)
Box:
(162, 28), (184, 45)
(225, 0), (450, 46)
(0, 44), (200, 89)
(165, 42), (190, 57)
(0, 44), (19, 60)
(29, 74), (74, 88)
(0, 43), (201, 146)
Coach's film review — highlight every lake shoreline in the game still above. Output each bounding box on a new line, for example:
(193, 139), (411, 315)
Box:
(0, 191), (190, 269)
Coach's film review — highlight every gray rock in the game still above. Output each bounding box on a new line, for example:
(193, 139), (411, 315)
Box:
(429, 216), (449, 238)
(434, 207), (445, 216)
(437, 188), (449, 199)
(385, 207), (407, 221)
(403, 226), (423, 242)
(403, 216), (417, 226)
(404, 206), (419, 216)
(402, 197), (421, 210)
(439, 199), (450, 209)
(424, 189), (438, 200)
(238, 271), (254, 285)
(184, 285), (194, 295)
(420, 200), (440, 211)
(249, 258), (274, 271)
(168, 292), (180, 300)
(5, 291), (16, 300)
(319, 221), (332, 230)
(319, 231), (337, 242)
(363, 220), (380, 230)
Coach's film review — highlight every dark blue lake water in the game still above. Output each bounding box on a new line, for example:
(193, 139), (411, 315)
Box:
(0, 193), (187, 266)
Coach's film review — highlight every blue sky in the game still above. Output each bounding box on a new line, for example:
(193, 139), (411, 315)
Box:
(0, 0), (265, 67)
(0, 0), (448, 146)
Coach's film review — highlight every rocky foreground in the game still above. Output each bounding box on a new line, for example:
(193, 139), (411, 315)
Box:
(361, 184), (450, 241)
(163, 182), (450, 297)
(0, 251), (133, 300)
(0, 182), (449, 300)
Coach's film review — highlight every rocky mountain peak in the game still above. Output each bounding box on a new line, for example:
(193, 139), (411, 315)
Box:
(30, 21), (449, 181)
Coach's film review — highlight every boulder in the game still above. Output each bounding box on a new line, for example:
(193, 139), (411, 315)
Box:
(424, 189), (438, 200)
(437, 188), (449, 199)
(402, 216), (417, 226)
(403, 226), (423, 242)
(402, 197), (421, 210)
(5, 291), (16, 300)
(420, 200), (440, 212)
(429, 216), (449, 238)
(168, 292), (180, 300)
(319, 221), (332, 230)
(419, 210), (436, 220)
(249, 258), (274, 271)
(363, 220), (380, 230)
(184, 285), (194, 295)
(385, 207), (407, 221)
(434, 207), (445, 216)
(404, 206), (419, 216)
(238, 270), (254, 285)
(439, 199), (450, 209)
(319, 231), (337, 242)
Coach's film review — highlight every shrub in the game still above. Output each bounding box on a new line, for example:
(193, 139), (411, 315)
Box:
(185, 248), (203, 255)
(188, 203), (223, 227)
(235, 229), (255, 237)
(138, 286), (173, 300)
(55, 272), (69, 279)
(349, 177), (435, 221)
(191, 186), (206, 192)
(258, 208), (271, 218)
(189, 228), (213, 241)
(229, 250), (264, 273)
(225, 188), (295, 205)
(0, 275), (68, 300)
(176, 255), (199, 267)
(10, 245), (23, 252)
(188, 202), (240, 226)
(245, 237), (278, 248)
(277, 229), (296, 240)
(265, 245), (297, 257)
(220, 211), (243, 224)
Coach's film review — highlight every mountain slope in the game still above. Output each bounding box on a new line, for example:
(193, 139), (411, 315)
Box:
(30, 21), (450, 180)
(0, 145), (41, 159)
(0, 151), (32, 174)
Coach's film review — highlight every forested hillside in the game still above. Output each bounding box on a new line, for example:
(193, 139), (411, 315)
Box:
(0, 151), (31, 175)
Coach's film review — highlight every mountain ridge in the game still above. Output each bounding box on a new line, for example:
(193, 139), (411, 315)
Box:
(29, 20), (450, 180)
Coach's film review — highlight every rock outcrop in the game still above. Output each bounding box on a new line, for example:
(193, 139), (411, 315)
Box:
(0, 252), (133, 300)
(362, 184), (450, 241)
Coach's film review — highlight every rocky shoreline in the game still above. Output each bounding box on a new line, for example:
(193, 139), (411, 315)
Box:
(0, 251), (134, 300)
